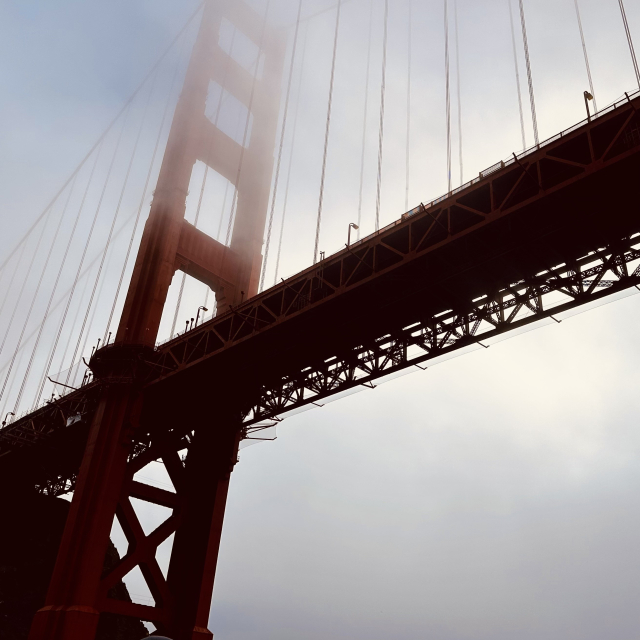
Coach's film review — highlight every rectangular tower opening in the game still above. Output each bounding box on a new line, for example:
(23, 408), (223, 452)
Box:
(205, 80), (253, 148)
(219, 17), (266, 80)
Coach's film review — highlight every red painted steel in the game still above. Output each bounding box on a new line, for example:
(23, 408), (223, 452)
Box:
(27, 1), (284, 638)
(2, 11), (637, 640)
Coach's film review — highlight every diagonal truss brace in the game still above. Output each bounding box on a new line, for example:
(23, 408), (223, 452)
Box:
(244, 236), (640, 430)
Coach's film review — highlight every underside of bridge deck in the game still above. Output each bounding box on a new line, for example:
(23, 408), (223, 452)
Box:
(1, 91), (639, 639)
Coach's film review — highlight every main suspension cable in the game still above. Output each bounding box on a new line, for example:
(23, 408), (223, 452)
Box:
(13, 176), (78, 411)
(405, 0), (412, 211)
(225, 0), (273, 247)
(29, 193), (139, 405)
(0, 242), (28, 346)
(444, 0), (452, 193)
(357, 0), (374, 237)
(38, 142), (104, 395)
(72, 246), (119, 388)
(508, 0), (526, 150)
(260, 0), (304, 293)
(618, 0), (640, 89)
(314, 0), (343, 263)
(274, 25), (309, 285)
(171, 30), (239, 337)
(374, 0), (389, 231)
(573, 0), (597, 112)
(104, 31), (190, 344)
(518, 0), (539, 146)
(55, 264), (94, 388)
(0, 214), (50, 365)
(87, 76), (157, 350)
(0, 212), (51, 405)
(65, 109), (131, 385)
(0, 2), (204, 277)
(454, 0), (463, 185)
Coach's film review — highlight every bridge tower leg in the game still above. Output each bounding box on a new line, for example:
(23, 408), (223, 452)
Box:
(28, 1), (284, 638)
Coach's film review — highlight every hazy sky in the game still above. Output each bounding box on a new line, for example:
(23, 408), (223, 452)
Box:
(2, 0), (640, 638)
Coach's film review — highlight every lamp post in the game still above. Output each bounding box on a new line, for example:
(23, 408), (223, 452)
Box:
(347, 222), (359, 247)
(1, 412), (15, 428)
(196, 306), (208, 326)
(584, 90), (594, 122)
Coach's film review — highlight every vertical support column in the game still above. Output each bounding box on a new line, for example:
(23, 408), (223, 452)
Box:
(116, 1), (223, 347)
(28, 349), (148, 640)
(117, 0), (285, 347)
(227, 8), (286, 302)
(165, 413), (241, 640)
(28, 2), (285, 639)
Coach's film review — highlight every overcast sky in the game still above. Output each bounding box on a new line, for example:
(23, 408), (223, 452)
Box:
(2, 0), (640, 638)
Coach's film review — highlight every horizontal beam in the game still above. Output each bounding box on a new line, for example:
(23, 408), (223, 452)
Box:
(176, 220), (240, 294)
(129, 480), (178, 509)
(152, 94), (640, 380)
(244, 237), (640, 427)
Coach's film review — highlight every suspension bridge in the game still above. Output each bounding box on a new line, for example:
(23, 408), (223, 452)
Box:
(1, 0), (640, 638)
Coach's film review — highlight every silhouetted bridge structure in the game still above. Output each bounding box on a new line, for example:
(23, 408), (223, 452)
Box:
(1, 0), (640, 638)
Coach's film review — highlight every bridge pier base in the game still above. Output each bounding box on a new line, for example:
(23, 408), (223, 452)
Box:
(164, 413), (241, 640)
(27, 380), (140, 640)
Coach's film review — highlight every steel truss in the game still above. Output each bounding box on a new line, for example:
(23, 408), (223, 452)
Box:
(244, 236), (640, 430)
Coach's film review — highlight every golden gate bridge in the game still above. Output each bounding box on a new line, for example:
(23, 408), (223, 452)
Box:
(1, 0), (640, 638)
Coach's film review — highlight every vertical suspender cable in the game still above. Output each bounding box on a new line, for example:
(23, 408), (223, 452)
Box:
(0, 220), (48, 364)
(508, 0), (527, 150)
(217, 106), (245, 245)
(405, 0), (412, 211)
(0, 243), (28, 349)
(72, 247), (118, 388)
(34, 146), (102, 405)
(518, 0), (539, 146)
(0, 2), (205, 278)
(105, 33), (190, 345)
(56, 266), (94, 384)
(374, 0), (389, 232)
(65, 110), (131, 385)
(171, 30), (238, 337)
(13, 177), (78, 410)
(225, 1), (272, 247)
(40, 143), (104, 388)
(618, 0), (640, 89)
(203, 178), (233, 317)
(314, 0), (343, 263)
(573, 0), (597, 112)
(176, 35), (236, 327)
(22, 176), (78, 410)
(80, 76), (158, 351)
(357, 0), (374, 237)
(206, 169), (235, 317)
(274, 25), (309, 284)
(454, 0), (463, 185)
(0, 216), (51, 404)
(260, 0), (304, 293)
(444, 0), (452, 193)
(0, 343), (29, 420)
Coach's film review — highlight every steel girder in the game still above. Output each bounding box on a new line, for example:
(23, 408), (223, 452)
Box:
(2, 92), (640, 494)
(243, 236), (640, 431)
(150, 92), (640, 383)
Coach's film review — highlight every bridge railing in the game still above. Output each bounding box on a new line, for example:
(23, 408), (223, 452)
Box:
(163, 87), (640, 347)
(342, 87), (640, 255)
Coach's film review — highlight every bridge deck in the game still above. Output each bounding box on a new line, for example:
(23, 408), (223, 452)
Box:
(3, 91), (640, 493)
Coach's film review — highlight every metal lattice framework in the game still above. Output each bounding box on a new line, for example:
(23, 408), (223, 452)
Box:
(150, 90), (640, 384)
(245, 236), (640, 429)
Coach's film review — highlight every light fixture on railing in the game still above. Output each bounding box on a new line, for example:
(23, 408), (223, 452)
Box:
(584, 90), (594, 122)
(1, 412), (15, 428)
(196, 306), (208, 326)
(347, 223), (359, 247)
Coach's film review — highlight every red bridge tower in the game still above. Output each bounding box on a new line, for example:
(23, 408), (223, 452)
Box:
(28, 1), (285, 638)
